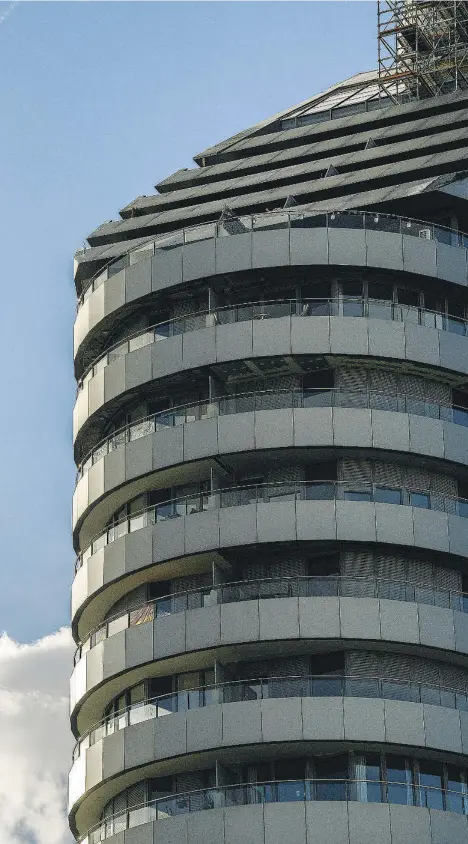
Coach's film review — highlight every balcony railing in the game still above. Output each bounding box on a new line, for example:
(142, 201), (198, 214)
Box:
(72, 672), (468, 763)
(80, 776), (468, 842)
(75, 480), (468, 572)
(74, 574), (468, 665)
(76, 387), (468, 482)
(77, 208), (468, 308)
(76, 296), (468, 392)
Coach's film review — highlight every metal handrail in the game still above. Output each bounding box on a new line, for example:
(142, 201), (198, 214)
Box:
(72, 671), (468, 763)
(75, 296), (468, 391)
(76, 207), (468, 307)
(75, 480), (468, 572)
(79, 775), (468, 841)
(75, 387), (468, 483)
(74, 574), (468, 665)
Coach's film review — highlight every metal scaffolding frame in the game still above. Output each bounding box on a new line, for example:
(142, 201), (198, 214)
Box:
(378, 0), (468, 102)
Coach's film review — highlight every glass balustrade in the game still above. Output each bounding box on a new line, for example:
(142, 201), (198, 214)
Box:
(73, 671), (468, 763)
(77, 209), (468, 308)
(76, 296), (468, 393)
(80, 775), (468, 842)
(76, 388), (468, 483)
(75, 481), (468, 572)
(74, 574), (468, 666)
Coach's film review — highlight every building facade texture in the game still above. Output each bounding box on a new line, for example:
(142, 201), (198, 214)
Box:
(70, 68), (468, 844)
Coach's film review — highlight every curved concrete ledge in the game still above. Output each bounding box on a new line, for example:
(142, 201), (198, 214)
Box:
(70, 595), (468, 733)
(73, 314), (468, 445)
(72, 772), (468, 843)
(69, 697), (468, 830)
(72, 499), (468, 633)
(74, 226), (468, 364)
(73, 408), (468, 535)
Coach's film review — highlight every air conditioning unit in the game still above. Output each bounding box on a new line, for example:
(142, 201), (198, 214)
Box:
(419, 228), (432, 240)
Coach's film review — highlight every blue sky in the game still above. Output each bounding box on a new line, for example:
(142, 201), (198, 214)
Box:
(0, 1), (375, 642)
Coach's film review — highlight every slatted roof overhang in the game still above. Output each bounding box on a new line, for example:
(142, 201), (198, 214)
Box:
(192, 87), (468, 166)
(86, 143), (468, 248)
(190, 71), (379, 164)
(139, 107), (468, 204)
(114, 125), (468, 220)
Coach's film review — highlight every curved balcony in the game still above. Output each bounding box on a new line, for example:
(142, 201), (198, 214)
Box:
(72, 672), (468, 763)
(76, 481), (468, 572)
(71, 592), (468, 732)
(76, 298), (468, 394)
(75, 388), (468, 483)
(73, 312), (468, 447)
(74, 575), (468, 665)
(77, 208), (468, 309)
(78, 776), (468, 843)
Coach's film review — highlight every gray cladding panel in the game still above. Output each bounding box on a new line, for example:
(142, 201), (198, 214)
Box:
(125, 260), (151, 303)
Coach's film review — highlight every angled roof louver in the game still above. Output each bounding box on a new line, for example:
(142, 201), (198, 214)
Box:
(324, 164), (339, 177)
(283, 195), (298, 208)
(218, 206), (248, 235)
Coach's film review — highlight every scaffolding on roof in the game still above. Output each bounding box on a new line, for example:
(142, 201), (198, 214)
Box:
(378, 0), (468, 102)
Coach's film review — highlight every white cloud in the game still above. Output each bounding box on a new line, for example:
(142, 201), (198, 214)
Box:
(0, 627), (75, 844)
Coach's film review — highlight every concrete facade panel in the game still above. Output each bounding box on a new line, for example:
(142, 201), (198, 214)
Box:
(333, 408), (372, 448)
(186, 706), (223, 752)
(328, 228), (366, 266)
(264, 801), (306, 844)
(151, 246), (183, 292)
(261, 698), (303, 743)
(298, 596), (341, 639)
(365, 230), (403, 271)
(215, 321), (253, 362)
(305, 801), (349, 844)
(335, 501), (377, 543)
(301, 697), (344, 740)
(339, 597), (381, 640)
(412, 509), (450, 554)
(258, 596), (299, 640)
(252, 316), (291, 357)
(215, 233), (252, 274)
(221, 700), (262, 747)
(343, 697), (385, 742)
(402, 236), (437, 276)
(404, 323), (440, 366)
(329, 317), (369, 355)
(423, 705), (462, 753)
(256, 501), (297, 543)
(182, 239), (216, 281)
(290, 315), (330, 354)
(252, 229), (290, 268)
(125, 260), (152, 303)
(254, 408), (294, 451)
(289, 227), (328, 265)
(294, 407), (334, 446)
(218, 503), (257, 547)
(224, 804), (264, 844)
(388, 804), (432, 844)
(384, 700), (426, 746)
(436, 241), (468, 285)
(348, 802), (391, 844)
(218, 410), (255, 453)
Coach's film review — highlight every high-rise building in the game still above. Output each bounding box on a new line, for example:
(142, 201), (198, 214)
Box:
(69, 7), (468, 844)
